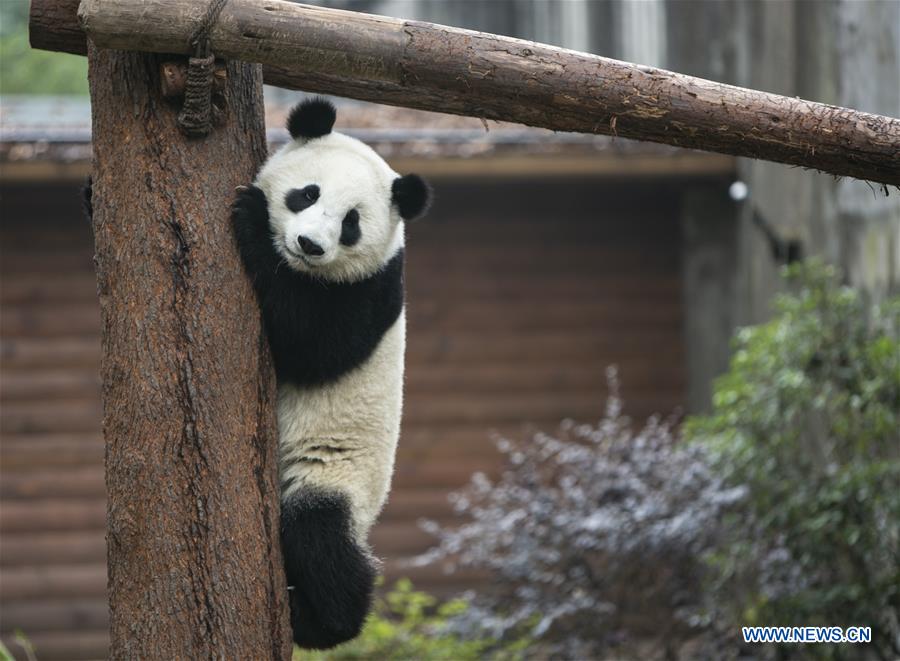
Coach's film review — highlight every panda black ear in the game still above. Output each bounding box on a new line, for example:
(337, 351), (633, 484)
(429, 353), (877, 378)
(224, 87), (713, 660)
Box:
(392, 174), (432, 221)
(287, 97), (336, 140)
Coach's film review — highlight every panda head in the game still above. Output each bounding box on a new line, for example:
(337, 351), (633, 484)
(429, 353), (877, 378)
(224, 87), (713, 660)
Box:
(255, 98), (431, 282)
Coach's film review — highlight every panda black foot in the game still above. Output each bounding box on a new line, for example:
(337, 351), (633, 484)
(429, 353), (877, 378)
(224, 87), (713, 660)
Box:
(281, 489), (376, 650)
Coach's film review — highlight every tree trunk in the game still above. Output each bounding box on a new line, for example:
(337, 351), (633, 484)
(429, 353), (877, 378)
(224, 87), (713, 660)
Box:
(88, 43), (292, 659)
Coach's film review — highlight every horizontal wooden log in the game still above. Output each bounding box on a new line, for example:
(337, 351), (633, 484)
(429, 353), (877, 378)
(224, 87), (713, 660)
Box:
(0, 531), (105, 566)
(381, 562), (490, 588)
(0, 467), (104, 499)
(0, 306), (100, 337)
(0, 631), (108, 661)
(403, 392), (680, 426)
(0, 338), (100, 368)
(378, 489), (454, 521)
(0, 598), (108, 633)
(370, 521), (440, 555)
(406, 363), (684, 392)
(1, 500), (106, 533)
(0, 564), (107, 600)
(0, 435), (103, 470)
(0, 274), (113, 303)
(29, 0), (900, 184)
(0, 400), (102, 434)
(29, 0), (84, 56)
(0, 370), (101, 400)
(407, 329), (684, 361)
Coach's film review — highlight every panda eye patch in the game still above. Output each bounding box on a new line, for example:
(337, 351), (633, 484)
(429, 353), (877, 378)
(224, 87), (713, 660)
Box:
(285, 185), (320, 213)
(340, 209), (361, 247)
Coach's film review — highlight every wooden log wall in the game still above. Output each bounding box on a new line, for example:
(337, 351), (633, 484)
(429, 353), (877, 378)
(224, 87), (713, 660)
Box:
(0, 178), (686, 658)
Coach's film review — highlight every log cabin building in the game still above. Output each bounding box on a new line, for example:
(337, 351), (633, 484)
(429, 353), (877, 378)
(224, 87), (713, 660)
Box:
(0, 96), (735, 658)
(6, 0), (897, 656)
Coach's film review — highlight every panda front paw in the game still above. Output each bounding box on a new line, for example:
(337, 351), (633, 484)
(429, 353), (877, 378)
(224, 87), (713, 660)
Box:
(231, 184), (269, 235)
(281, 490), (376, 650)
(82, 176), (93, 222)
(232, 184), (278, 284)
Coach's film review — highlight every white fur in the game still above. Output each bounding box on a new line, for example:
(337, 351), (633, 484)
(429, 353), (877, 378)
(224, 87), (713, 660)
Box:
(278, 312), (405, 542)
(257, 130), (406, 544)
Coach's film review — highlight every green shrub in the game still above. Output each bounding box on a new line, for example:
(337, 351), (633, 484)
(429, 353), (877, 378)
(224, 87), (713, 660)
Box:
(295, 579), (525, 660)
(0, 1), (89, 96)
(415, 369), (742, 658)
(687, 260), (900, 658)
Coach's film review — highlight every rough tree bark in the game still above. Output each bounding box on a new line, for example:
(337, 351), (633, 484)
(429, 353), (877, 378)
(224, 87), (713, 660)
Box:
(88, 43), (292, 658)
(30, 0), (900, 185)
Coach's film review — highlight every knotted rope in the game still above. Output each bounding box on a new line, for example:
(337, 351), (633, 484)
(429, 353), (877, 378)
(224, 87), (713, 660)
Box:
(177, 0), (229, 137)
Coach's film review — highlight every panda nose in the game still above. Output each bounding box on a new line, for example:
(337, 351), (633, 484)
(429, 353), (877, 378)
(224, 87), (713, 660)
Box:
(297, 235), (324, 257)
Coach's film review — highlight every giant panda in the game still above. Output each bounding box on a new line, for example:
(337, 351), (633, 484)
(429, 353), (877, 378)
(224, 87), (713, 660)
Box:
(231, 98), (431, 649)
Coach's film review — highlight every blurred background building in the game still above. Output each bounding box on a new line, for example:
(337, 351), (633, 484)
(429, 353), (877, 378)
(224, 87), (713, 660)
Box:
(1, 1), (897, 658)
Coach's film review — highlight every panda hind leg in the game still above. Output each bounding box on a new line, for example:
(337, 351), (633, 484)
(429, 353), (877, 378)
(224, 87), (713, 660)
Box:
(281, 489), (376, 650)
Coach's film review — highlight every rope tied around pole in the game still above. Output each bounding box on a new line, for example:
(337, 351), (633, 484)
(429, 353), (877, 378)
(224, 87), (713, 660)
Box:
(177, 0), (229, 137)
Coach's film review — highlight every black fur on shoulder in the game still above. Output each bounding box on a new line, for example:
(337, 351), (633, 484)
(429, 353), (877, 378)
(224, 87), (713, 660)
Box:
(287, 97), (337, 140)
(231, 184), (405, 386)
(265, 250), (404, 386)
(391, 174), (432, 220)
(281, 490), (376, 650)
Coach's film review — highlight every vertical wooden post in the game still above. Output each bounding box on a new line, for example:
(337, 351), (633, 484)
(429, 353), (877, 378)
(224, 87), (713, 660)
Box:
(87, 43), (292, 658)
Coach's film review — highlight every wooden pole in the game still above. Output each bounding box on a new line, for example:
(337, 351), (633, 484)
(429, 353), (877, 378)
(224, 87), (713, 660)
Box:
(29, 0), (900, 186)
(87, 43), (292, 658)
